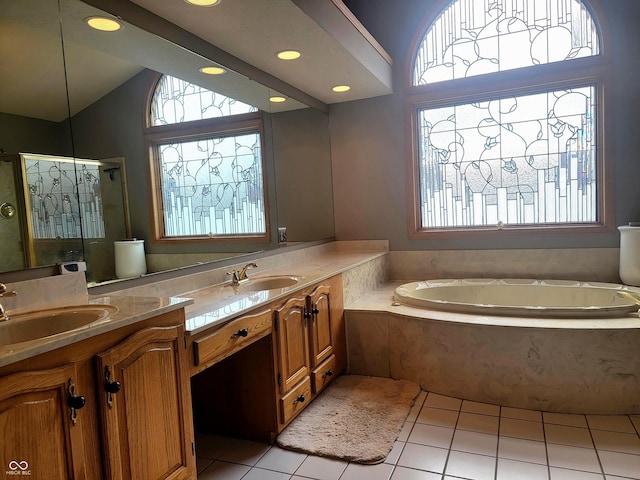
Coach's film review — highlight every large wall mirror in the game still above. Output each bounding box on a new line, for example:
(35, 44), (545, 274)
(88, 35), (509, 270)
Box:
(0, 0), (335, 285)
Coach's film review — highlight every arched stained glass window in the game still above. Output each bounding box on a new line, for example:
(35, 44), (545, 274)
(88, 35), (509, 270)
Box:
(408, 0), (608, 233)
(150, 75), (257, 125)
(413, 0), (599, 85)
(146, 74), (267, 241)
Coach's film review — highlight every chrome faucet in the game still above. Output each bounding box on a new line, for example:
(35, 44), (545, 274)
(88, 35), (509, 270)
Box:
(0, 283), (17, 322)
(227, 263), (258, 285)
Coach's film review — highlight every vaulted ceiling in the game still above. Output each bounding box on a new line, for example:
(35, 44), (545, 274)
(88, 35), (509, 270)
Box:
(1, 0), (393, 121)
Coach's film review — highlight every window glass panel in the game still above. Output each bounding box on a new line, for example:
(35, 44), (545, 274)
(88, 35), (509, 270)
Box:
(417, 85), (596, 228)
(413, 0), (599, 86)
(158, 132), (266, 236)
(25, 157), (105, 239)
(150, 75), (257, 126)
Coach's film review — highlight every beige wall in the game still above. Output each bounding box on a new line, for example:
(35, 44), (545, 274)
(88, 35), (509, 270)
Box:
(331, 0), (640, 252)
(272, 108), (335, 242)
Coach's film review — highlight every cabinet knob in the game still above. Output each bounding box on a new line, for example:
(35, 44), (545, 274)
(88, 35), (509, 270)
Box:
(312, 307), (319, 315)
(104, 366), (120, 409)
(231, 328), (249, 338)
(293, 394), (306, 404)
(68, 394), (86, 410)
(67, 379), (85, 426)
(105, 380), (121, 394)
(322, 369), (333, 379)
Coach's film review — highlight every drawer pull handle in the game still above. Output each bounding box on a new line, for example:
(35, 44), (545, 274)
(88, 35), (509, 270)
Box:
(293, 394), (306, 404)
(231, 328), (249, 339)
(322, 369), (333, 379)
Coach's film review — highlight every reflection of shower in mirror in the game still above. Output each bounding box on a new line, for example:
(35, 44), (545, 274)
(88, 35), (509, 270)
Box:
(23, 154), (105, 239)
(3, 153), (131, 281)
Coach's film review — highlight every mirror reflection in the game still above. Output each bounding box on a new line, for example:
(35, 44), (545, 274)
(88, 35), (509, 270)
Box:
(16, 154), (128, 281)
(0, 0), (335, 285)
(0, 0), (81, 274)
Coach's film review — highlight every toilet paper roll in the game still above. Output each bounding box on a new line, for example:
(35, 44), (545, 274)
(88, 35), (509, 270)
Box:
(114, 239), (147, 279)
(619, 226), (640, 286)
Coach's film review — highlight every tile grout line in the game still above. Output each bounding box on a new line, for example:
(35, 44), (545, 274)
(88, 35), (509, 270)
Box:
(493, 405), (502, 480)
(197, 397), (640, 480)
(540, 410), (552, 480)
(584, 415), (608, 480)
(438, 392), (462, 480)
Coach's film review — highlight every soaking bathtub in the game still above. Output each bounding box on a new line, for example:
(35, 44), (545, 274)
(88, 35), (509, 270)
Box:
(393, 278), (640, 318)
(345, 279), (640, 413)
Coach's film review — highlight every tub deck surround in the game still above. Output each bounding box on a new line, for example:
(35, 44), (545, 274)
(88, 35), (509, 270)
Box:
(346, 283), (640, 414)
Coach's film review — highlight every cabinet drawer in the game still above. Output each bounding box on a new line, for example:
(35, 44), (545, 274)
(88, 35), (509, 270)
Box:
(280, 376), (311, 425)
(194, 309), (272, 367)
(311, 354), (336, 394)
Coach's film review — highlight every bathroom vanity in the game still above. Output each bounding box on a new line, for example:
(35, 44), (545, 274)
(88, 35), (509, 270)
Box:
(0, 242), (388, 479)
(0, 306), (194, 480)
(188, 274), (345, 443)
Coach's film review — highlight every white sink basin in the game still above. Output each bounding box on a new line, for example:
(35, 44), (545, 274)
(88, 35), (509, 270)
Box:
(0, 304), (118, 346)
(238, 275), (302, 292)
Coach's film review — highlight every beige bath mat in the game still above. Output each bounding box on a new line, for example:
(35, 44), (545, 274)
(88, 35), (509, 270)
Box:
(276, 375), (421, 464)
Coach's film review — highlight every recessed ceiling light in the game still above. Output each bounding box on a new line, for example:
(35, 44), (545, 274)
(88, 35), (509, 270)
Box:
(185, 0), (221, 6)
(86, 16), (122, 32)
(270, 96), (287, 103)
(200, 66), (226, 75)
(276, 50), (302, 61)
(332, 85), (351, 93)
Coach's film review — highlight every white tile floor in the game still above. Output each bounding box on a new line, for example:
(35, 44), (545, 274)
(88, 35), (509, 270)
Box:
(196, 391), (640, 480)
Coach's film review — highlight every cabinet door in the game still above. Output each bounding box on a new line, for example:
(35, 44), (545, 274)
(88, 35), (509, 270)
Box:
(308, 284), (334, 367)
(0, 364), (86, 479)
(274, 296), (310, 395)
(96, 325), (195, 480)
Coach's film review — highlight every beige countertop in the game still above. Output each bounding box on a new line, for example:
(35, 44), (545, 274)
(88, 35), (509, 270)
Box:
(183, 249), (387, 334)
(0, 295), (193, 368)
(0, 244), (387, 367)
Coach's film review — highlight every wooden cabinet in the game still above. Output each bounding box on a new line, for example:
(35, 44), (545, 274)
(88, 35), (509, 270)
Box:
(274, 296), (310, 394)
(0, 309), (195, 480)
(311, 354), (337, 394)
(308, 284), (334, 369)
(273, 275), (344, 428)
(189, 274), (345, 440)
(274, 284), (337, 396)
(192, 308), (272, 373)
(189, 308), (279, 443)
(0, 364), (87, 479)
(279, 376), (311, 425)
(96, 325), (195, 480)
